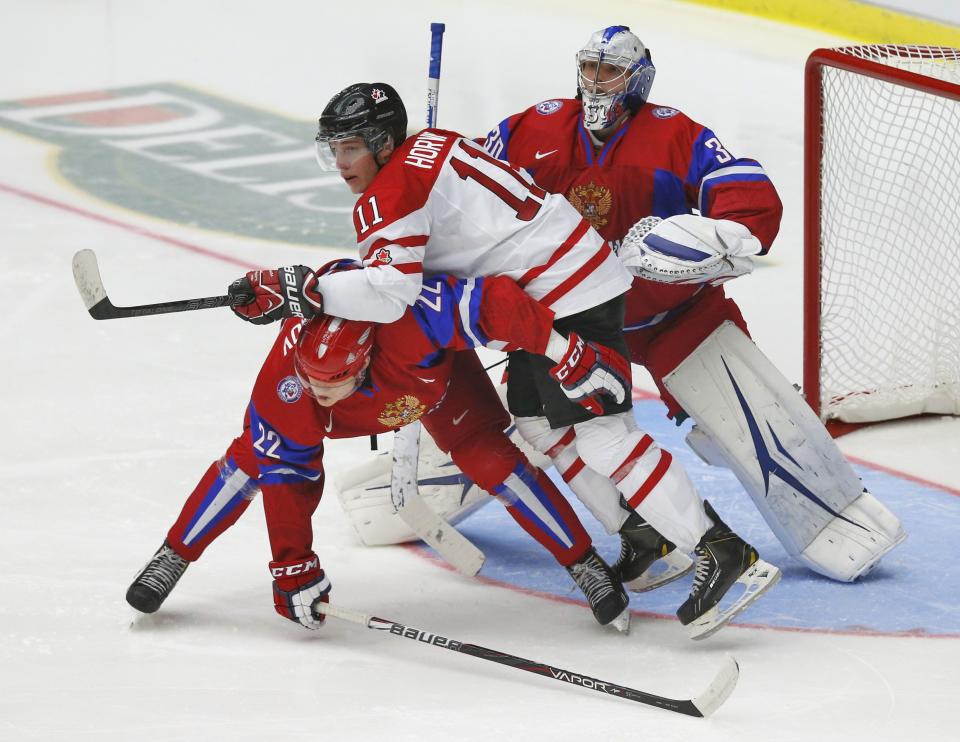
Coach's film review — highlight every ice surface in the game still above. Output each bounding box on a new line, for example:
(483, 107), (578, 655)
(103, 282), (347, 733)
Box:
(1, 1), (957, 740)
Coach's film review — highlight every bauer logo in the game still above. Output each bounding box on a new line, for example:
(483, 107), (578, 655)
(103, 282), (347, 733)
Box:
(535, 100), (563, 115)
(0, 84), (358, 248)
(277, 375), (303, 403)
(652, 106), (679, 119)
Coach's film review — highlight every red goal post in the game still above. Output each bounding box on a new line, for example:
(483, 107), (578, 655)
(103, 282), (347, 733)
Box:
(804, 45), (960, 436)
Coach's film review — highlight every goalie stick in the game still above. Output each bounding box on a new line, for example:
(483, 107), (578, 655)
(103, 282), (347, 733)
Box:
(384, 21), (486, 577)
(318, 601), (739, 718)
(72, 249), (251, 320)
(391, 422), (485, 576)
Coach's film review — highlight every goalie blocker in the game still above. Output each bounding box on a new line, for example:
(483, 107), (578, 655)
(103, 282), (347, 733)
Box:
(664, 321), (906, 581)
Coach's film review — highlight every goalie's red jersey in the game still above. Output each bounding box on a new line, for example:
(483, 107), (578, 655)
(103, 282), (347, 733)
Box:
(312, 129), (632, 324)
(483, 98), (783, 325)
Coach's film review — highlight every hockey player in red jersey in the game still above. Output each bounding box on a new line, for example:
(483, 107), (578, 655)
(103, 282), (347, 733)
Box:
(482, 25), (904, 590)
(127, 270), (635, 629)
(227, 81), (780, 639)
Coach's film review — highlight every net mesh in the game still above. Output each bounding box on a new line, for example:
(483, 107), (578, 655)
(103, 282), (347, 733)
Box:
(817, 45), (960, 423)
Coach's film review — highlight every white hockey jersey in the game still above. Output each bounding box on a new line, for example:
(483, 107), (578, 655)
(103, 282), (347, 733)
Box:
(314, 128), (632, 323)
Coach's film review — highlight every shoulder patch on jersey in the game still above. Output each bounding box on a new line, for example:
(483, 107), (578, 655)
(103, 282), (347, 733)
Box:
(535, 100), (564, 115)
(277, 375), (304, 403)
(651, 106), (679, 119)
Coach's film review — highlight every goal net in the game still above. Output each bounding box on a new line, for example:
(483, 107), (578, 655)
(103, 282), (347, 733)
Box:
(804, 45), (960, 431)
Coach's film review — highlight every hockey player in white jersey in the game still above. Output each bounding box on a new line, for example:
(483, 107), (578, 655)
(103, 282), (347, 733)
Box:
(228, 82), (780, 638)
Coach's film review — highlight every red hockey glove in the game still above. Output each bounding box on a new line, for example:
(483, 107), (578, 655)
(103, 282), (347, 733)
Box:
(229, 266), (323, 325)
(548, 332), (631, 416)
(269, 553), (331, 630)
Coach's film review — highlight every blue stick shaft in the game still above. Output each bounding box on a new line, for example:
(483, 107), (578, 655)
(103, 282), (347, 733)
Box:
(427, 22), (446, 127)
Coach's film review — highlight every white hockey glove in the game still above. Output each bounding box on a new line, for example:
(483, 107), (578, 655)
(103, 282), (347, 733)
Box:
(619, 214), (762, 286)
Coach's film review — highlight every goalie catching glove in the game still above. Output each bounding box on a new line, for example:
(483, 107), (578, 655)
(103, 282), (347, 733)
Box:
(229, 266), (324, 324)
(270, 553), (331, 630)
(618, 214), (762, 286)
(546, 331), (630, 415)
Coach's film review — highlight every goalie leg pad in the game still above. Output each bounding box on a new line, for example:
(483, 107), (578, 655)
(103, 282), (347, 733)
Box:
(333, 430), (491, 547)
(663, 322), (906, 580)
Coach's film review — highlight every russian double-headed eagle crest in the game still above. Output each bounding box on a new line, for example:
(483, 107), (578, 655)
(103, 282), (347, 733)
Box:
(567, 182), (613, 229)
(378, 394), (426, 427)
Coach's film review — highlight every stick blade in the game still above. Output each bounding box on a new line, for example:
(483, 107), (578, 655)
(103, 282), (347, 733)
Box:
(691, 654), (739, 718)
(72, 249), (117, 319)
(72, 249), (106, 310)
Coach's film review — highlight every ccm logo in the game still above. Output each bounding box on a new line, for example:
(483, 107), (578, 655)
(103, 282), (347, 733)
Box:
(271, 557), (318, 577)
(556, 340), (583, 380)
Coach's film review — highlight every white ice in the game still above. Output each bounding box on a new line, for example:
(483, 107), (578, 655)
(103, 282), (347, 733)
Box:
(1, 1), (958, 740)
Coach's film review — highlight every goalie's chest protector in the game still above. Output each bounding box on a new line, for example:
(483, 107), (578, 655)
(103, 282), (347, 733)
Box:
(496, 100), (702, 246)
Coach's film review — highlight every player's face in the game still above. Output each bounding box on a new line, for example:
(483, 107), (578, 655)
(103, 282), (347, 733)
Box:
(579, 61), (629, 95)
(329, 137), (379, 194)
(303, 373), (361, 406)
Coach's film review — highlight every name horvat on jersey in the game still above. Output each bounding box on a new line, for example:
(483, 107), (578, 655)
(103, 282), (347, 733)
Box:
(404, 131), (449, 170)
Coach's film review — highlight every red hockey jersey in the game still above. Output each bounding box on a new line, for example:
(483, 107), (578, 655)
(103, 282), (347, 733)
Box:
(243, 275), (554, 487)
(313, 128), (632, 325)
(483, 99), (783, 323)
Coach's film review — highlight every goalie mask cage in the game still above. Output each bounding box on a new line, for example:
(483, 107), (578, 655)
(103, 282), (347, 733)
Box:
(804, 45), (960, 435)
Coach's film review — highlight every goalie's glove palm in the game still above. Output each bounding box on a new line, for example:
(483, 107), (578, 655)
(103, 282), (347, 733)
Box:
(549, 333), (630, 416)
(229, 265), (323, 325)
(270, 553), (331, 630)
(619, 214), (761, 286)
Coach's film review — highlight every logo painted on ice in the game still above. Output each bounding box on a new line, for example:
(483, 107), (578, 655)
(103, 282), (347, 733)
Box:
(535, 99), (563, 115)
(652, 107), (679, 119)
(277, 375), (303, 403)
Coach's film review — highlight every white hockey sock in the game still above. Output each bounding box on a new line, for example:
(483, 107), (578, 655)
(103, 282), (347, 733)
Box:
(573, 412), (710, 553)
(514, 416), (627, 534)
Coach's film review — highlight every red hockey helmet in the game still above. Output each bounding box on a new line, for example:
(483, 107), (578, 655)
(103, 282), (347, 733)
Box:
(294, 314), (375, 388)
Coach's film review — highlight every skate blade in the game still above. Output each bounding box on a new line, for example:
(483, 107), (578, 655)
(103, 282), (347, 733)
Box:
(609, 607), (631, 635)
(624, 550), (694, 593)
(688, 559), (781, 641)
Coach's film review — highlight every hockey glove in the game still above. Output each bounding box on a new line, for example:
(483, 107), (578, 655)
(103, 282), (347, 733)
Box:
(547, 331), (631, 416)
(619, 214), (762, 286)
(269, 553), (331, 630)
(229, 266), (323, 325)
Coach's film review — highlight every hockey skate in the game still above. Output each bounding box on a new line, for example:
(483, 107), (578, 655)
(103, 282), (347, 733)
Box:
(677, 501), (780, 640)
(567, 548), (631, 632)
(126, 541), (189, 614)
(613, 497), (694, 592)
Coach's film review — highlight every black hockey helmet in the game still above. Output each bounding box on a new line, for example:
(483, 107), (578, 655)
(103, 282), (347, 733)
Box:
(315, 82), (408, 170)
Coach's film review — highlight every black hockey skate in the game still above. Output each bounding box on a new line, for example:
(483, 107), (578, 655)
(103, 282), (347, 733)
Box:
(567, 548), (630, 629)
(676, 501), (780, 640)
(613, 496), (694, 592)
(126, 541), (189, 614)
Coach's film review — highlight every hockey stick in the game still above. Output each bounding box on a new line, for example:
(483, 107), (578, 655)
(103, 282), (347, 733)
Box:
(72, 249), (251, 320)
(385, 21), (485, 577)
(318, 601), (739, 718)
(426, 22), (445, 128)
(391, 422), (485, 576)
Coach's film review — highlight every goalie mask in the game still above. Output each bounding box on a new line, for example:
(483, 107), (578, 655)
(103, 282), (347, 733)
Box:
(315, 82), (408, 171)
(576, 25), (656, 131)
(295, 315), (375, 400)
